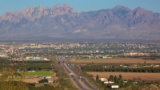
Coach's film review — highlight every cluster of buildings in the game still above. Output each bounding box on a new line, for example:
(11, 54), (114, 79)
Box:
(99, 78), (119, 89)
(120, 64), (160, 68)
(0, 42), (160, 61)
(25, 57), (49, 61)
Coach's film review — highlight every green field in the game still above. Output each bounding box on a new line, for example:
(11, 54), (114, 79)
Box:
(19, 71), (54, 76)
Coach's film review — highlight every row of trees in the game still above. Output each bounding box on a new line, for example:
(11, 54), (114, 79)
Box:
(108, 74), (123, 87)
(81, 65), (160, 73)
(0, 62), (52, 71)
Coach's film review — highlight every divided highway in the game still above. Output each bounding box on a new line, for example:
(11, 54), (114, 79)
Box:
(56, 56), (98, 90)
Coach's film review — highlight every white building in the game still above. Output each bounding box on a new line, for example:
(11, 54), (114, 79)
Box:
(111, 85), (119, 89)
(100, 78), (107, 82)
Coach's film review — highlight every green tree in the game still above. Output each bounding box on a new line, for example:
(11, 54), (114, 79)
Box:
(114, 75), (118, 83)
(39, 79), (48, 83)
(118, 74), (122, 80)
(108, 75), (114, 81)
(96, 75), (99, 82)
(118, 74), (123, 87)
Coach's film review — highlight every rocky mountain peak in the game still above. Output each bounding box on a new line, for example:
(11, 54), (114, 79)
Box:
(131, 7), (148, 20)
(51, 4), (76, 13)
(111, 6), (131, 16)
(0, 5), (160, 40)
(113, 5), (130, 11)
(37, 5), (44, 11)
(0, 4), (76, 22)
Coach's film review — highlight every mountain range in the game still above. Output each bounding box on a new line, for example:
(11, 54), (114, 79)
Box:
(0, 4), (160, 41)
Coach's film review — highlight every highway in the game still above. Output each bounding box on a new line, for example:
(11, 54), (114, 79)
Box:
(56, 56), (98, 90)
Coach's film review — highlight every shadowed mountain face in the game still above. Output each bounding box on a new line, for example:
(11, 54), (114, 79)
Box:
(0, 4), (160, 41)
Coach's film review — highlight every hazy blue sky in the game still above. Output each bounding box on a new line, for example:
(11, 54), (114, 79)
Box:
(0, 0), (160, 15)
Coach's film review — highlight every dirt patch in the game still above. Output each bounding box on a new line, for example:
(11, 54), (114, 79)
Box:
(22, 74), (58, 83)
(22, 78), (41, 83)
(87, 72), (160, 81)
(70, 58), (160, 64)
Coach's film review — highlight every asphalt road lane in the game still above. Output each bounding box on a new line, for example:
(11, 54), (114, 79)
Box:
(56, 56), (98, 90)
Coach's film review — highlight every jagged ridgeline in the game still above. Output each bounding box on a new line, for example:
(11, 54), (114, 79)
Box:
(0, 4), (160, 40)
